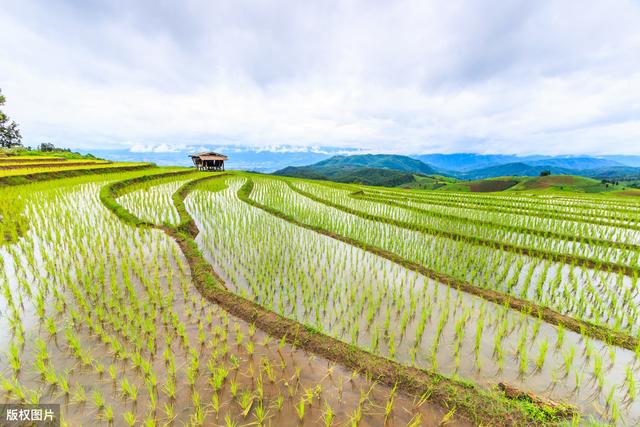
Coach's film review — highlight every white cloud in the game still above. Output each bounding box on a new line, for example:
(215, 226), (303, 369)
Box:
(129, 143), (183, 153)
(1, 0), (639, 155)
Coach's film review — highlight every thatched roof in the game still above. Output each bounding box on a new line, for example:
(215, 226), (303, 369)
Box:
(189, 151), (228, 160)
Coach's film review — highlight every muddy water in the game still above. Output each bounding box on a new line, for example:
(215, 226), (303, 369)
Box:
(186, 177), (640, 425)
(0, 181), (465, 426)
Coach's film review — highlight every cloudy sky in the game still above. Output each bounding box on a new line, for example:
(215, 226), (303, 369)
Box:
(1, 0), (640, 155)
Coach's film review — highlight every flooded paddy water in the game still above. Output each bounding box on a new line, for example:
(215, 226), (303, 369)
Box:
(267, 179), (640, 341)
(183, 176), (640, 425)
(0, 176), (464, 426)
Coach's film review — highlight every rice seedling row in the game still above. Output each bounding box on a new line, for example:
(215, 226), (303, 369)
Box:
(0, 172), (459, 426)
(118, 178), (200, 226)
(0, 160), (110, 170)
(361, 184), (640, 229)
(107, 172), (538, 424)
(0, 163), (155, 188)
(290, 179), (640, 269)
(0, 162), (149, 178)
(372, 182), (640, 217)
(0, 157), (68, 163)
(364, 185), (640, 237)
(176, 174), (640, 424)
(249, 177), (640, 343)
(352, 189), (640, 249)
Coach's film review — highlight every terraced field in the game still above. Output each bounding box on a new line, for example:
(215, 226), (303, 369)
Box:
(3, 160), (640, 425)
(0, 154), (150, 183)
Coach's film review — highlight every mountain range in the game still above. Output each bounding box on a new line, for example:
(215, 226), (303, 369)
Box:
(84, 148), (640, 179)
(308, 154), (437, 174)
(274, 154), (640, 184)
(412, 153), (630, 172)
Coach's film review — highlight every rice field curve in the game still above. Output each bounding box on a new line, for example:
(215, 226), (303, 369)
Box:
(106, 171), (552, 425)
(281, 178), (640, 343)
(7, 165), (640, 426)
(0, 169), (475, 426)
(182, 172), (637, 425)
(111, 170), (640, 425)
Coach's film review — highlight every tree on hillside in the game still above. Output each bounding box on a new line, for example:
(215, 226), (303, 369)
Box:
(0, 89), (22, 148)
(39, 142), (56, 152)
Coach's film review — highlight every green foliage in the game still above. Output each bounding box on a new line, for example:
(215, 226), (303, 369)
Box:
(0, 148), (97, 160)
(0, 89), (22, 148)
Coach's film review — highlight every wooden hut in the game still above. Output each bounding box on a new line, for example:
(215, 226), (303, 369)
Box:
(189, 152), (228, 171)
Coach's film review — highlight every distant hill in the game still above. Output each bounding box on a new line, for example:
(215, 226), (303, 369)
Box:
(526, 157), (622, 169)
(88, 147), (640, 176)
(412, 154), (625, 174)
(434, 175), (628, 193)
(274, 165), (419, 187)
(273, 154), (442, 187)
(311, 154), (438, 175)
(583, 166), (640, 180)
(413, 153), (527, 172)
(450, 159), (639, 180)
(438, 177), (522, 192)
(272, 152), (640, 189)
(600, 155), (640, 168)
(454, 162), (574, 180)
(509, 175), (612, 192)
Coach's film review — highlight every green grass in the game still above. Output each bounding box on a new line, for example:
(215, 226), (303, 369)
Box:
(437, 176), (522, 192)
(0, 163), (157, 187)
(0, 148), (100, 160)
(400, 174), (457, 190)
(429, 174), (628, 194)
(508, 175), (618, 193)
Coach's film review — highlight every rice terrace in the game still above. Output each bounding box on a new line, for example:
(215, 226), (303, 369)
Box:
(1, 141), (640, 426)
(3, 2), (640, 426)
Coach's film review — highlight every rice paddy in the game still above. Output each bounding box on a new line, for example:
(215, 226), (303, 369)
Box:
(0, 155), (150, 178)
(0, 167), (467, 426)
(3, 161), (640, 425)
(278, 179), (640, 339)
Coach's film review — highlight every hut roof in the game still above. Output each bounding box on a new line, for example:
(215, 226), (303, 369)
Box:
(199, 155), (227, 161)
(189, 151), (228, 160)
